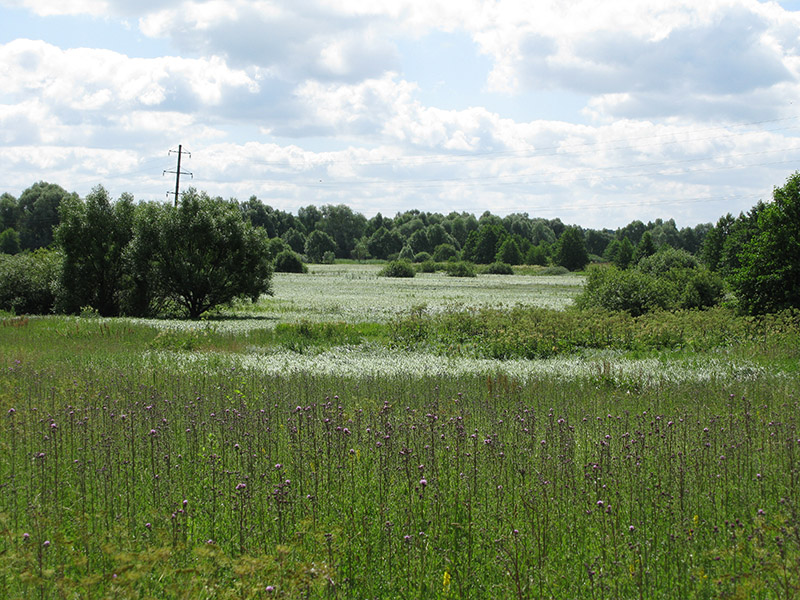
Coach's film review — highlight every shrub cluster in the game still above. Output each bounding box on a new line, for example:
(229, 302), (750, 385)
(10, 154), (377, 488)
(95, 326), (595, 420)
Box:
(0, 249), (60, 314)
(445, 260), (476, 277)
(378, 259), (416, 278)
(576, 248), (724, 316)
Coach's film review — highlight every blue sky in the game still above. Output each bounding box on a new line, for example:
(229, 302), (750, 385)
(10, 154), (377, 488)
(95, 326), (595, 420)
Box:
(3, 0), (800, 228)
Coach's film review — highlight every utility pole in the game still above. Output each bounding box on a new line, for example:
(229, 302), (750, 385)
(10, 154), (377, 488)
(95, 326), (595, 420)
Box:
(163, 145), (193, 206)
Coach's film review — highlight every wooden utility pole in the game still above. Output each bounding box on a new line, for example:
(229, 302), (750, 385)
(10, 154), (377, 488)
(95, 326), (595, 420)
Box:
(163, 145), (193, 206)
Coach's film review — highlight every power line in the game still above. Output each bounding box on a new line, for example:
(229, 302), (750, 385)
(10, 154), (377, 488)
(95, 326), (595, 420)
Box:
(163, 145), (192, 206)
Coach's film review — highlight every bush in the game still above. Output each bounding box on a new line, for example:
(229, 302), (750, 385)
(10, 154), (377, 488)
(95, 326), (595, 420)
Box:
(539, 266), (569, 276)
(446, 261), (476, 277)
(636, 247), (698, 275)
(378, 259), (416, 278)
(576, 266), (669, 317)
(274, 250), (308, 273)
(322, 251), (336, 264)
(486, 261), (514, 275)
(0, 249), (61, 314)
(414, 251), (431, 263)
(576, 264), (725, 316)
(432, 243), (457, 262)
(417, 260), (437, 273)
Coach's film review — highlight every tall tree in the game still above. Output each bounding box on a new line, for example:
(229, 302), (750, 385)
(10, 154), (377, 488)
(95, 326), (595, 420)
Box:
(130, 190), (273, 319)
(55, 186), (135, 316)
(17, 182), (76, 250)
(554, 227), (589, 271)
(732, 172), (800, 314)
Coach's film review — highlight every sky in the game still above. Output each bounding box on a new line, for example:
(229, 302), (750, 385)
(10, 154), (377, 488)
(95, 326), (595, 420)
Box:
(3, 1), (800, 229)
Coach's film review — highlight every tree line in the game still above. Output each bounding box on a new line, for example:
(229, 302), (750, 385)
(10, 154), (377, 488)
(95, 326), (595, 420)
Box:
(1, 172), (799, 317)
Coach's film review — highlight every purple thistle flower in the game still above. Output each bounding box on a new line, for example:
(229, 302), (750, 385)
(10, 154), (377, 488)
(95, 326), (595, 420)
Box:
(420, 478), (427, 487)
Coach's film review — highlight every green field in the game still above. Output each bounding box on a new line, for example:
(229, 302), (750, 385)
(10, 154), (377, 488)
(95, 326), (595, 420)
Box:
(1, 266), (799, 599)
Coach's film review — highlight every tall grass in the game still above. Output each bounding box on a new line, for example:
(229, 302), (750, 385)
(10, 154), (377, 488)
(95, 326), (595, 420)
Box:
(1, 322), (799, 598)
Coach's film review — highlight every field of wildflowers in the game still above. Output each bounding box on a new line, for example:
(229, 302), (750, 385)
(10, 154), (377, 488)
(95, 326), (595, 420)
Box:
(0, 266), (799, 598)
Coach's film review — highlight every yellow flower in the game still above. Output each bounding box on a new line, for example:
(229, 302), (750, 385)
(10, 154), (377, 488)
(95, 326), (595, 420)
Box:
(443, 571), (451, 589)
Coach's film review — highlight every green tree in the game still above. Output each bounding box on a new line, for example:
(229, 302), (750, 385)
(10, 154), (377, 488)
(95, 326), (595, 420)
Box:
(367, 227), (403, 260)
(495, 238), (522, 265)
(0, 228), (20, 255)
(0, 193), (18, 232)
(317, 204), (367, 258)
(17, 182), (77, 250)
(281, 228), (307, 254)
(632, 231), (657, 264)
(304, 230), (337, 263)
(525, 244), (549, 266)
(130, 190), (273, 319)
(463, 224), (505, 264)
(732, 172), (800, 314)
(54, 186), (135, 316)
(606, 237), (634, 269)
(554, 227), (589, 271)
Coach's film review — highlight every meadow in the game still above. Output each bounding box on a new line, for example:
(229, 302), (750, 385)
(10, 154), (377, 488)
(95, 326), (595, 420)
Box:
(1, 265), (799, 599)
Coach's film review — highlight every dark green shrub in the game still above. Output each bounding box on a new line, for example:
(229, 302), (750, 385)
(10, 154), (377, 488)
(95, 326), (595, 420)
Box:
(446, 261), (476, 277)
(576, 266), (670, 317)
(414, 251), (431, 263)
(274, 250), (308, 273)
(432, 243), (457, 262)
(0, 249), (61, 314)
(486, 261), (514, 275)
(322, 250), (336, 264)
(636, 247), (698, 275)
(678, 268), (725, 309)
(417, 260), (437, 273)
(378, 259), (416, 278)
(525, 244), (549, 266)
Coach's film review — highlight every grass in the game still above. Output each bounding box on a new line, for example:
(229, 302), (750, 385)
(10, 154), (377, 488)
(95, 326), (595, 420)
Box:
(1, 265), (799, 599)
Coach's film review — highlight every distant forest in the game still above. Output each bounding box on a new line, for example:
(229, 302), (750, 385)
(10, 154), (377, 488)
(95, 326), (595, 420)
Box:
(0, 181), (710, 265)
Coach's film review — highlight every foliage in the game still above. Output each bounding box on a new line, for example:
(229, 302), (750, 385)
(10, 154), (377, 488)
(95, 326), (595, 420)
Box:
(128, 190), (273, 319)
(322, 250), (336, 264)
(731, 172), (800, 314)
(576, 262), (724, 316)
(398, 244), (415, 261)
(304, 230), (337, 263)
(413, 251), (431, 263)
(554, 226), (589, 271)
(495, 237), (522, 265)
(366, 226), (403, 260)
(0, 249), (61, 314)
(378, 259), (416, 278)
(525, 244), (549, 266)
(632, 230), (656, 263)
(281, 227), (307, 254)
(485, 261), (514, 275)
(274, 249), (308, 273)
(17, 181), (77, 250)
(636, 246), (698, 275)
(576, 266), (670, 316)
(445, 260), (477, 277)
(605, 237), (634, 269)
(0, 228), (20, 254)
(432, 243), (457, 262)
(54, 186), (135, 316)
(417, 259), (438, 273)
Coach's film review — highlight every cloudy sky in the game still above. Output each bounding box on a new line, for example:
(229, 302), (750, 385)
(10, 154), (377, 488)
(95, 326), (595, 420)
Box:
(3, 0), (800, 228)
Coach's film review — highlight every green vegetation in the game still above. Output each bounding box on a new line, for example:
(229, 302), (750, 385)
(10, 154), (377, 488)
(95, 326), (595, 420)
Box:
(1, 278), (799, 597)
(378, 259), (416, 278)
